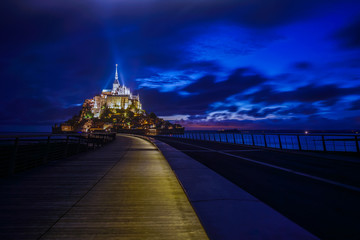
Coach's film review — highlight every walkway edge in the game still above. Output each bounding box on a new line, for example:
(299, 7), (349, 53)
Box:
(150, 137), (319, 240)
(122, 134), (210, 239)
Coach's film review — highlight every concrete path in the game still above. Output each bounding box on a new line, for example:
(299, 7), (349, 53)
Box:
(153, 138), (319, 240)
(0, 134), (208, 240)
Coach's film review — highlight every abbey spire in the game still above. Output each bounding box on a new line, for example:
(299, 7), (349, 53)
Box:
(114, 64), (120, 85)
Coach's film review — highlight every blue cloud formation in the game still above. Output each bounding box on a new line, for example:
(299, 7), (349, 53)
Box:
(1, 0), (360, 131)
(334, 18), (360, 49)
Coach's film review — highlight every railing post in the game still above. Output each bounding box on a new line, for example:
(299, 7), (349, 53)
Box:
(322, 135), (327, 152)
(251, 134), (255, 146)
(86, 135), (89, 150)
(355, 136), (359, 153)
(233, 133), (236, 144)
(43, 136), (51, 164)
(278, 135), (283, 149)
(64, 135), (70, 157)
(77, 136), (81, 153)
(9, 137), (19, 175)
(241, 134), (245, 145)
(263, 134), (267, 148)
(208, 133), (211, 141)
(297, 135), (302, 151)
(219, 133), (222, 142)
(94, 134), (97, 148)
(225, 134), (229, 143)
(91, 135), (95, 149)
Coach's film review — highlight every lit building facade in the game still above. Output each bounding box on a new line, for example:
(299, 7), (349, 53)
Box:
(83, 64), (142, 118)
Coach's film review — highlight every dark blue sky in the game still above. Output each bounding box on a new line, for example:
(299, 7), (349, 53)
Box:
(1, 0), (360, 131)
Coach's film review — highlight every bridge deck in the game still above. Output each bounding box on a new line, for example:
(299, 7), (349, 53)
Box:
(0, 135), (208, 239)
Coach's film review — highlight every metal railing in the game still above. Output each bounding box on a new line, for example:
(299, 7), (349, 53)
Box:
(166, 132), (360, 154)
(0, 133), (116, 177)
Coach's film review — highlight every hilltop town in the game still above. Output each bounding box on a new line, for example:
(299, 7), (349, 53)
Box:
(53, 65), (184, 134)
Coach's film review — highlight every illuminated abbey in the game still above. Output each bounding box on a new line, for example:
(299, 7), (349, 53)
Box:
(54, 64), (183, 134)
(83, 64), (142, 118)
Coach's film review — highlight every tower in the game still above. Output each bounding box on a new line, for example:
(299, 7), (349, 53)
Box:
(114, 64), (119, 84)
(112, 64), (120, 93)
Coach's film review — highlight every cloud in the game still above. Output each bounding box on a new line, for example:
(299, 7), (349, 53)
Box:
(137, 67), (266, 115)
(180, 61), (222, 73)
(243, 84), (360, 106)
(348, 99), (360, 110)
(293, 62), (313, 70)
(13, 0), (340, 28)
(138, 67), (268, 114)
(179, 115), (360, 130)
(334, 18), (360, 49)
(135, 61), (223, 91)
(237, 107), (283, 118)
(185, 68), (268, 93)
(277, 104), (319, 115)
(136, 71), (193, 92)
(126, 64), (360, 130)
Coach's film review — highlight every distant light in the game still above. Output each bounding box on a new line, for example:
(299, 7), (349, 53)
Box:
(305, 131), (309, 134)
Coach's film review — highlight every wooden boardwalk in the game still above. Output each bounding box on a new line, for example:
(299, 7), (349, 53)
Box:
(0, 134), (208, 240)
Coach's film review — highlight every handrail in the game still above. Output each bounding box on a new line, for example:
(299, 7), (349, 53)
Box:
(180, 131), (359, 137)
(162, 131), (360, 154)
(0, 132), (113, 138)
(0, 133), (117, 178)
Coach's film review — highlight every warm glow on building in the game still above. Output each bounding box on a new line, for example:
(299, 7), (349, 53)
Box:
(83, 64), (142, 118)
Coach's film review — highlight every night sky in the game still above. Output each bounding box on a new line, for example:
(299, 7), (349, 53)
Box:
(1, 0), (360, 132)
